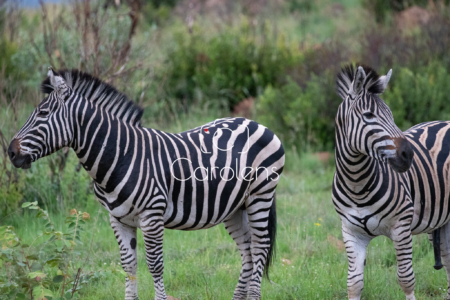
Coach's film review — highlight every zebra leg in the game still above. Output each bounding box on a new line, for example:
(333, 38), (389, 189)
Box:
(139, 212), (167, 300)
(437, 222), (450, 300)
(110, 215), (139, 300)
(224, 208), (252, 300)
(246, 193), (275, 300)
(393, 229), (415, 300)
(342, 226), (371, 300)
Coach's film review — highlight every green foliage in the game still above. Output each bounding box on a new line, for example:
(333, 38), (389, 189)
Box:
(364, 0), (429, 22)
(0, 167), (25, 221)
(142, 2), (174, 25)
(147, 0), (179, 8)
(164, 19), (298, 110)
(0, 5), (18, 78)
(257, 73), (338, 152)
(0, 39), (19, 78)
(384, 63), (450, 130)
(288, 0), (315, 13)
(21, 152), (94, 212)
(0, 203), (124, 300)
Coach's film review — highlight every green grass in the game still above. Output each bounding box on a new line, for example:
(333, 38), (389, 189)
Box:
(2, 151), (448, 300)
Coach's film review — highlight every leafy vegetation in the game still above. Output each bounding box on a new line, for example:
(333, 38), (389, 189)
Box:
(163, 20), (298, 110)
(0, 202), (125, 299)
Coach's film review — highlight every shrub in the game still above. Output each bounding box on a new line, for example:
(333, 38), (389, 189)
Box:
(0, 203), (124, 300)
(0, 179), (24, 221)
(384, 62), (450, 130)
(163, 19), (298, 111)
(360, 8), (450, 71)
(0, 39), (19, 78)
(142, 1), (176, 25)
(364, 0), (429, 23)
(21, 152), (94, 212)
(288, 0), (314, 13)
(257, 73), (339, 152)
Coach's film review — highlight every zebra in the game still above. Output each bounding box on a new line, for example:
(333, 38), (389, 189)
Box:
(333, 64), (450, 300)
(8, 68), (285, 300)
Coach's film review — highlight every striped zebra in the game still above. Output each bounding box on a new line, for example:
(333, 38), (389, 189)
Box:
(333, 64), (450, 300)
(8, 69), (285, 300)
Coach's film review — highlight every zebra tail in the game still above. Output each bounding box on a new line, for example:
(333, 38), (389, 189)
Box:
(264, 192), (277, 280)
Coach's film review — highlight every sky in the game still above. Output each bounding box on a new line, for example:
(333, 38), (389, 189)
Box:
(21, 0), (63, 7)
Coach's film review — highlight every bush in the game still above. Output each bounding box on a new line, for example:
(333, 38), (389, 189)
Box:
(0, 39), (19, 78)
(257, 73), (339, 152)
(360, 7), (450, 71)
(0, 174), (24, 221)
(364, 0), (429, 23)
(384, 62), (450, 130)
(163, 19), (298, 111)
(142, 1), (176, 25)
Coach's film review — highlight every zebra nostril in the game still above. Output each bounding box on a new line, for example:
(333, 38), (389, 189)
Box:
(8, 148), (15, 160)
(401, 151), (407, 159)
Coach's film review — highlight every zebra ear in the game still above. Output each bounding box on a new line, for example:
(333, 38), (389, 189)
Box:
(377, 69), (392, 94)
(351, 66), (366, 95)
(47, 67), (72, 101)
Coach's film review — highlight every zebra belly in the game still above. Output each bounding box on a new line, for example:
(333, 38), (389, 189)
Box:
(162, 178), (252, 230)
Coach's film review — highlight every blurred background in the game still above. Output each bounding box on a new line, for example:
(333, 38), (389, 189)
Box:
(1, 1), (450, 299)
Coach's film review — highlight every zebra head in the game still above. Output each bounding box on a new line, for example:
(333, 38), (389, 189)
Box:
(336, 64), (414, 173)
(8, 68), (74, 169)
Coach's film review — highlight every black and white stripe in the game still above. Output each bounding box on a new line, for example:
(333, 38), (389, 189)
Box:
(333, 64), (450, 300)
(8, 69), (285, 300)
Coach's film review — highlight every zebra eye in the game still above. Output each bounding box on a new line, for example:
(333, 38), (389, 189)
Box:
(363, 112), (376, 120)
(37, 109), (49, 117)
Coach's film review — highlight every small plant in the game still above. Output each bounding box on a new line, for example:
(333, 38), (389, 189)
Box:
(0, 202), (125, 300)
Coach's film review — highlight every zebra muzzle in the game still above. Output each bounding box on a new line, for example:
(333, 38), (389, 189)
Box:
(433, 228), (443, 270)
(8, 139), (32, 169)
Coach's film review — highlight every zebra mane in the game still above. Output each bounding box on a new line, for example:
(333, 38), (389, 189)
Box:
(41, 69), (143, 127)
(336, 64), (385, 100)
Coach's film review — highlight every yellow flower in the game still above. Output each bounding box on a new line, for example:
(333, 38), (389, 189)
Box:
(319, 218), (322, 221)
(314, 223), (321, 226)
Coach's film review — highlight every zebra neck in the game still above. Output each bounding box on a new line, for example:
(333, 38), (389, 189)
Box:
(335, 146), (384, 196)
(71, 99), (145, 187)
